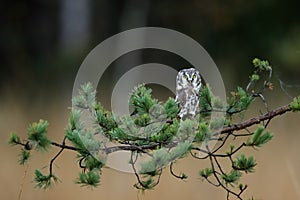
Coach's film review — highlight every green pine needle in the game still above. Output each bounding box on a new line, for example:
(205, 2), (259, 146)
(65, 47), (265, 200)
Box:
(27, 119), (51, 151)
(169, 141), (192, 160)
(290, 96), (300, 112)
(129, 84), (158, 115)
(65, 129), (88, 154)
(19, 149), (31, 165)
(227, 87), (254, 114)
(134, 177), (155, 190)
(34, 170), (58, 189)
(72, 82), (96, 109)
(252, 58), (272, 72)
(76, 170), (100, 188)
(250, 74), (260, 81)
(247, 126), (273, 147)
(199, 168), (213, 179)
(234, 154), (257, 173)
(221, 170), (242, 186)
(83, 155), (105, 171)
(8, 132), (21, 145)
(199, 85), (213, 115)
(163, 97), (180, 118)
(140, 148), (170, 174)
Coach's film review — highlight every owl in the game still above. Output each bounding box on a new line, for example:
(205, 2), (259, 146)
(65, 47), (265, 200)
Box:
(175, 68), (202, 119)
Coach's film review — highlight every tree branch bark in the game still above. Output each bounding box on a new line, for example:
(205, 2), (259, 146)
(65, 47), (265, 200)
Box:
(219, 104), (291, 134)
(51, 104), (292, 154)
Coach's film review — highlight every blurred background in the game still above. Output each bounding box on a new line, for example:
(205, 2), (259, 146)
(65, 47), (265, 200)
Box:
(1, 0), (300, 199)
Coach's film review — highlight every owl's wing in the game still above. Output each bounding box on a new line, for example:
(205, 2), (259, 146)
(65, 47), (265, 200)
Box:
(175, 89), (187, 108)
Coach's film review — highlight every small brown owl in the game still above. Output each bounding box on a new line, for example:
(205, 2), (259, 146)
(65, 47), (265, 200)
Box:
(175, 68), (202, 118)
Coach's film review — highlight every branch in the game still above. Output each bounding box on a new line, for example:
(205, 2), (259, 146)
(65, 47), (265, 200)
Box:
(106, 104), (292, 154)
(47, 104), (292, 156)
(105, 144), (158, 155)
(169, 162), (187, 180)
(51, 141), (78, 151)
(49, 137), (67, 176)
(219, 104), (291, 135)
(206, 144), (243, 200)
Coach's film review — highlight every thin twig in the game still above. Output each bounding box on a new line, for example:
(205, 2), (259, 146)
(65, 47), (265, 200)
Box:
(169, 162), (186, 180)
(49, 137), (66, 176)
(51, 141), (78, 151)
(206, 144), (243, 200)
(130, 151), (162, 189)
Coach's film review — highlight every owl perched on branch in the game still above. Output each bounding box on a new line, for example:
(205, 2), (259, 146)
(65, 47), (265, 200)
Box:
(175, 68), (202, 119)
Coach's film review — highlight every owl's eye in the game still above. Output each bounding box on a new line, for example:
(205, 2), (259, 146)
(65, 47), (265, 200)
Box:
(192, 74), (196, 79)
(183, 74), (188, 79)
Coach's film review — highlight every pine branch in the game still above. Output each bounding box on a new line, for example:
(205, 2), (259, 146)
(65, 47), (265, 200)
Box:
(8, 58), (300, 200)
(47, 104), (291, 154)
(51, 141), (79, 151)
(219, 104), (291, 135)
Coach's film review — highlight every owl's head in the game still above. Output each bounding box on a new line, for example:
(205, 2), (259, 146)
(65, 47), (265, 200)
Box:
(176, 68), (202, 91)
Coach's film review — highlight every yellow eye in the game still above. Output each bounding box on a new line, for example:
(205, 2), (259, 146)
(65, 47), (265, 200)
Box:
(192, 75), (196, 79)
(183, 74), (188, 79)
